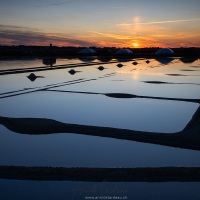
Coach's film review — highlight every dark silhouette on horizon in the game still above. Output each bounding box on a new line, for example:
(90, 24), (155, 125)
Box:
(0, 45), (199, 58)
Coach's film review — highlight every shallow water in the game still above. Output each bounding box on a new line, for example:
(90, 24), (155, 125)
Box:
(0, 58), (199, 131)
(1, 57), (200, 199)
(1, 125), (200, 167)
(0, 93), (198, 133)
(0, 57), (200, 168)
(0, 57), (98, 70)
(0, 179), (200, 200)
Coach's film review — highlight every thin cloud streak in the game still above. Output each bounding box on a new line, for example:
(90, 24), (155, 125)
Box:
(117, 18), (200, 26)
(0, 25), (94, 47)
(90, 31), (132, 40)
(34, 0), (87, 7)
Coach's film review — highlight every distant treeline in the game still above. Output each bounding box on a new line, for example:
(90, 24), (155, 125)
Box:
(0, 45), (199, 57)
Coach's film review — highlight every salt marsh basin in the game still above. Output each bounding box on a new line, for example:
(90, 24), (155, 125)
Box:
(0, 57), (200, 166)
(0, 57), (200, 199)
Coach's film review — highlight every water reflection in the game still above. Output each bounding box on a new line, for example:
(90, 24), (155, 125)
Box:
(78, 56), (97, 62)
(142, 81), (200, 86)
(42, 89), (200, 103)
(180, 57), (198, 63)
(98, 72), (116, 78)
(0, 96), (200, 151)
(155, 57), (174, 65)
(166, 73), (200, 76)
(97, 56), (112, 62)
(0, 58), (200, 169)
(116, 57), (133, 62)
(0, 58), (109, 76)
(42, 57), (56, 67)
(181, 69), (200, 72)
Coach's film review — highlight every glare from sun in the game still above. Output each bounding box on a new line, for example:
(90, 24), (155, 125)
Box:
(132, 42), (139, 48)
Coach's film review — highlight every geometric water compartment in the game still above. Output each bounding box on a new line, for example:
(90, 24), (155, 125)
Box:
(1, 125), (200, 168)
(0, 58), (200, 168)
(0, 92), (198, 133)
(0, 58), (200, 200)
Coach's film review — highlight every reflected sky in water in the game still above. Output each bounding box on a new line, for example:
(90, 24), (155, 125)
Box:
(0, 58), (200, 167)
(1, 125), (200, 167)
(0, 92), (198, 133)
(0, 58), (199, 132)
(0, 58), (85, 70)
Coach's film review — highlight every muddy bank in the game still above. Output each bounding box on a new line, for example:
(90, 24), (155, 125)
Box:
(0, 60), (118, 75)
(0, 166), (200, 182)
(0, 90), (200, 151)
(0, 105), (200, 150)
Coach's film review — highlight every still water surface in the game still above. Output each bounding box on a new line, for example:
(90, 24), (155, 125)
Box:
(0, 57), (200, 167)
(0, 57), (200, 199)
(0, 179), (200, 200)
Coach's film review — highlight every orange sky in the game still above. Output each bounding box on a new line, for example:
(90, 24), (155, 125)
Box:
(0, 0), (200, 47)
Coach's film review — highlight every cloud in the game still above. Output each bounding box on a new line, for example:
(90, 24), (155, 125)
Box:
(34, 0), (88, 7)
(90, 31), (132, 40)
(0, 25), (94, 46)
(116, 18), (200, 26)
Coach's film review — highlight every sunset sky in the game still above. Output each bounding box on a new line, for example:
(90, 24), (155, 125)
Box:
(0, 0), (200, 47)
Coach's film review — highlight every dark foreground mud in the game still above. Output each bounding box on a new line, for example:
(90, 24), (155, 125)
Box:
(0, 166), (200, 182)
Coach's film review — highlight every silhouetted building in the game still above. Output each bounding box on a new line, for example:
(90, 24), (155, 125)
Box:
(155, 48), (174, 55)
(115, 48), (133, 55)
(78, 48), (96, 55)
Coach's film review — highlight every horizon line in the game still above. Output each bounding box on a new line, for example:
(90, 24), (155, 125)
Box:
(0, 45), (200, 48)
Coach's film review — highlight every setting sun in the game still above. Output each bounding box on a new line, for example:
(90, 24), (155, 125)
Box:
(132, 42), (140, 48)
